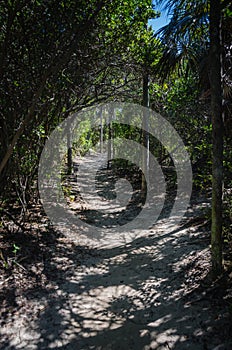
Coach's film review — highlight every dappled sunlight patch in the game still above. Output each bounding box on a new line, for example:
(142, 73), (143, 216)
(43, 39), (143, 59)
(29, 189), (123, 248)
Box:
(150, 330), (187, 350)
(61, 284), (140, 333)
(0, 196), (229, 350)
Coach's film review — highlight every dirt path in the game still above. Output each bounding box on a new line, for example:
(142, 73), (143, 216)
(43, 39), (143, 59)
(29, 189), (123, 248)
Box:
(0, 155), (232, 349)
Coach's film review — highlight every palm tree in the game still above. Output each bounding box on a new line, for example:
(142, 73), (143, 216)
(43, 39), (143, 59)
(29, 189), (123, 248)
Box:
(209, 0), (223, 276)
(154, 0), (231, 277)
(154, 0), (209, 81)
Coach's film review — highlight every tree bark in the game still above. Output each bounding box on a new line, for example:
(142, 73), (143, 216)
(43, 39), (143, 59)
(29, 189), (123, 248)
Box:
(100, 106), (104, 153)
(209, 0), (224, 276)
(67, 129), (72, 175)
(141, 72), (150, 194)
(107, 106), (113, 169)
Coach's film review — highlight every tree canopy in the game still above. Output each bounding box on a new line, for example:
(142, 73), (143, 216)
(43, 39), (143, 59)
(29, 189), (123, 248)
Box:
(1, 0), (232, 290)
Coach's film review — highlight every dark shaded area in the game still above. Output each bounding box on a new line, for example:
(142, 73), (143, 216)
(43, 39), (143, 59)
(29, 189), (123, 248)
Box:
(0, 199), (232, 349)
(64, 159), (178, 229)
(79, 160), (146, 227)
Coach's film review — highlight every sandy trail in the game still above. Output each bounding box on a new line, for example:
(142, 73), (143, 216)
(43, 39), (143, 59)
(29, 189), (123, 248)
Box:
(0, 153), (231, 350)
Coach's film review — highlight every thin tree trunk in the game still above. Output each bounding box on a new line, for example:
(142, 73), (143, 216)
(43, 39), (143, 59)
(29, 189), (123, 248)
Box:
(107, 106), (113, 169)
(67, 129), (72, 175)
(100, 106), (104, 153)
(209, 0), (224, 277)
(0, 103), (38, 175)
(141, 72), (150, 194)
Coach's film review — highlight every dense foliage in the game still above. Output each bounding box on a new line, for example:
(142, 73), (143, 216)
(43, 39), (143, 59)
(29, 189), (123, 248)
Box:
(0, 0), (232, 276)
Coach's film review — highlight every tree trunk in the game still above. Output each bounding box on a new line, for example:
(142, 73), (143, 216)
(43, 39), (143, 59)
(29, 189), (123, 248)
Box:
(107, 106), (113, 169)
(141, 72), (150, 194)
(100, 106), (104, 153)
(67, 129), (72, 175)
(209, 0), (224, 277)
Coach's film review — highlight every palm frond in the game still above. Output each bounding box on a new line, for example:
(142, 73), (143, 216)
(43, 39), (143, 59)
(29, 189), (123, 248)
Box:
(153, 0), (209, 82)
